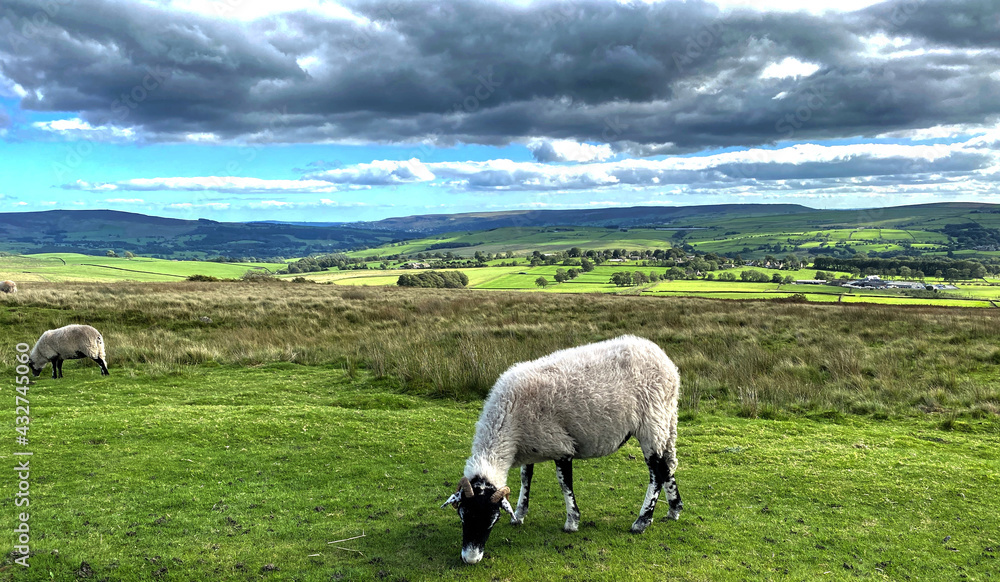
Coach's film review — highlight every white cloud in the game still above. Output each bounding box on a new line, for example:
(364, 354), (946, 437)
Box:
(153, 0), (366, 22)
(33, 118), (136, 141)
(62, 136), (1000, 205)
(527, 139), (615, 163)
(67, 176), (340, 193)
(304, 158), (435, 185)
(182, 132), (221, 143)
(168, 202), (231, 210)
(704, 0), (884, 14)
(760, 57), (821, 80)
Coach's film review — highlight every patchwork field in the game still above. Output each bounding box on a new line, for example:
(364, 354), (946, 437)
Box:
(7, 252), (1000, 308)
(0, 253), (281, 283)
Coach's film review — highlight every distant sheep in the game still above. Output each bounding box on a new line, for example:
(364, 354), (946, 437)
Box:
(442, 335), (682, 564)
(29, 324), (109, 379)
(1, 280), (16, 294)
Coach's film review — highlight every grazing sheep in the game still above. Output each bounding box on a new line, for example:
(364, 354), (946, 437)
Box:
(28, 324), (109, 379)
(442, 335), (682, 564)
(1, 280), (16, 294)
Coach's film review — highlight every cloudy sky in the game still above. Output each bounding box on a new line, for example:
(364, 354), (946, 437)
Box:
(1, 0), (998, 223)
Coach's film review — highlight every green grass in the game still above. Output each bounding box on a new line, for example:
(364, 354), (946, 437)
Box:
(5, 364), (998, 581)
(0, 253), (280, 283)
(2, 282), (1000, 580)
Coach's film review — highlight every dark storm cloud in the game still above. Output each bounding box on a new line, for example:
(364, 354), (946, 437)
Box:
(1, 0), (998, 149)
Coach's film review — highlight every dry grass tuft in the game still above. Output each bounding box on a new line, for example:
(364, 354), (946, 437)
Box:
(4, 281), (1000, 417)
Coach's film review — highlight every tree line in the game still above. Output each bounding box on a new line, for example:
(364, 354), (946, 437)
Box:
(397, 271), (469, 288)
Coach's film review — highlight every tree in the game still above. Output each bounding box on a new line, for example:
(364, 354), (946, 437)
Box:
(665, 267), (685, 280)
(580, 258), (594, 272)
(567, 268), (581, 279)
(609, 272), (632, 287)
(124, 251), (135, 260)
(633, 271), (650, 285)
(771, 273), (784, 284)
(106, 250), (118, 258)
(554, 269), (569, 283)
(782, 275), (795, 285)
(741, 270), (770, 283)
(535, 276), (549, 288)
(397, 271), (469, 288)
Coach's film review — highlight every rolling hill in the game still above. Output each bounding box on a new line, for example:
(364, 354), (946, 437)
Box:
(3, 202), (1000, 260)
(0, 210), (404, 259)
(350, 203), (813, 233)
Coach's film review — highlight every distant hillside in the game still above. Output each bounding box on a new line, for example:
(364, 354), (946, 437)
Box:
(352, 204), (814, 234)
(340, 201), (1000, 260)
(0, 210), (402, 259)
(5, 202), (1000, 261)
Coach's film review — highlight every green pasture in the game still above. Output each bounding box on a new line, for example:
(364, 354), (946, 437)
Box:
(3, 281), (1000, 580)
(0, 253), (280, 283)
(5, 364), (999, 582)
(7, 252), (1000, 307)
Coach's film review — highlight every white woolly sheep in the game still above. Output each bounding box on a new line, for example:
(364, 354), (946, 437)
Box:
(29, 324), (109, 379)
(1, 280), (16, 294)
(442, 334), (682, 564)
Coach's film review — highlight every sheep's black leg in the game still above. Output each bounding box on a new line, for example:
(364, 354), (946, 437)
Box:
(554, 458), (581, 532)
(94, 357), (109, 376)
(511, 464), (533, 525)
(631, 452), (682, 533)
(52, 357), (62, 379)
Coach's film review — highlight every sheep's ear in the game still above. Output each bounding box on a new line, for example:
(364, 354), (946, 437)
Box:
(441, 491), (463, 509)
(500, 498), (515, 518)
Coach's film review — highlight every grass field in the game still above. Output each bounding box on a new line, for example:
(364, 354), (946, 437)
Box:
(0, 253), (280, 283)
(6, 253), (1000, 309)
(1, 282), (998, 580)
(9, 365), (999, 581)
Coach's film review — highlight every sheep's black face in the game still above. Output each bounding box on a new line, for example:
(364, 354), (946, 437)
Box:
(27, 360), (42, 377)
(457, 490), (503, 564)
(441, 477), (513, 564)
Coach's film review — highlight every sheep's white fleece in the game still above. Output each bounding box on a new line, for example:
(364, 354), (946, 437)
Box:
(29, 324), (106, 366)
(0, 280), (16, 294)
(464, 335), (680, 488)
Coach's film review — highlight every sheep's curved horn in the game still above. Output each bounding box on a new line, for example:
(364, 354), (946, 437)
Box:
(490, 486), (510, 504)
(459, 477), (474, 499)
